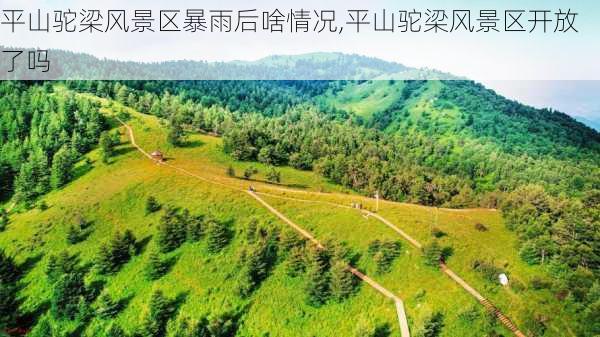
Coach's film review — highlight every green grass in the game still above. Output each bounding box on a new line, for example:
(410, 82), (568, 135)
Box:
(0, 95), (578, 337)
(322, 80), (406, 118)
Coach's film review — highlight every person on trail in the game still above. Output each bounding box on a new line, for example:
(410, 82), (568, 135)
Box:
(249, 185), (255, 192)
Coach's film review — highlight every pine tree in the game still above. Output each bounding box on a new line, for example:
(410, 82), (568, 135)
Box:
(104, 322), (128, 337)
(0, 281), (19, 329)
(28, 314), (54, 337)
(279, 229), (304, 253)
(305, 247), (331, 306)
(116, 86), (129, 104)
(145, 196), (161, 215)
(50, 145), (74, 189)
(51, 271), (86, 319)
(370, 240), (402, 274)
(96, 244), (114, 275)
(99, 131), (114, 164)
(0, 249), (18, 284)
(285, 246), (306, 277)
(140, 290), (173, 337)
(46, 250), (79, 282)
(0, 208), (9, 232)
(145, 251), (168, 281)
(96, 293), (121, 319)
(171, 317), (191, 337)
(237, 240), (275, 297)
(329, 260), (355, 301)
(157, 207), (187, 253)
(66, 224), (81, 244)
(422, 312), (445, 337)
(13, 161), (37, 205)
(96, 231), (137, 274)
(423, 241), (443, 267)
(190, 316), (210, 337)
(167, 120), (185, 147)
(207, 312), (238, 337)
(206, 220), (230, 253)
(187, 214), (205, 242)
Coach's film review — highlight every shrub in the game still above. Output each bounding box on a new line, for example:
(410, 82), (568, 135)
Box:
(472, 259), (504, 283)
(423, 241), (443, 267)
(266, 167), (281, 183)
(145, 196), (161, 215)
(475, 223), (488, 232)
(421, 312), (445, 337)
(226, 166), (236, 177)
(243, 166), (258, 180)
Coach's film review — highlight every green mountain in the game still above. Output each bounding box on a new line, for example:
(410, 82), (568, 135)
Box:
(0, 48), (457, 80)
(0, 56), (598, 337)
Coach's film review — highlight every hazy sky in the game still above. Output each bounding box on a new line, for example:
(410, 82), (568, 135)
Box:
(3, 0), (599, 81)
(1, 0), (599, 119)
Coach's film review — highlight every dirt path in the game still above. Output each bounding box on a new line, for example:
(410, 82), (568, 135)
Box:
(117, 117), (411, 336)
(117, 117), (527, 337)
(253, 191), (528, 337)
(361, 212), (527, 337)
(247, 190), (411, 337)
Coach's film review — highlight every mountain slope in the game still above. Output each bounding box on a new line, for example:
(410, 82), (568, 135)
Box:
(0, 94), (579, 336)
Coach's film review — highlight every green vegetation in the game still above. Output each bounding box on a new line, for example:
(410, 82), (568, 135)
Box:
(0, 79), (597, 337)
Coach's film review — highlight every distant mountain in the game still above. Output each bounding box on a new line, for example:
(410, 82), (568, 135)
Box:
(0, 47), (457, 80)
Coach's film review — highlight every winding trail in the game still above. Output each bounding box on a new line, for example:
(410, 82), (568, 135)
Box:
(116, 116), (527, 337)
(246, 190), (411, 337)
(117, 117), (411, 337)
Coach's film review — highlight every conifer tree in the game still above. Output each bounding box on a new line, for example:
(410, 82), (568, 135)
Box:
(50, 145), (75, 189)
(96, 231), (137, 274)
(422, 312), (445, 337)
(0, 250), (19, 329)
(0, 249), (18, 284)
(0, 208), (7, 232)
(423, 241), (443, 267)
(104, 322), (128, 337)
(329, 260), (355, 301)
(99, 131), (114, 164)
(157, 207), (187, 253)
(187, 214), (205, 242)
(28, 314), (54, 337)
(305, 246), (331, 306)
(279, 229), (304, 253)
(96, 293), (121, 319)
(66, 225), (82, 244)
(140, 290), (173, 337)
(51, 271), (86, 319)
(145, 251), (168, 281)
(206, 219), (230, 253)
(285, 246), (306, 277)
(145, 196), (161, 215)
(167, 120), (185, 147)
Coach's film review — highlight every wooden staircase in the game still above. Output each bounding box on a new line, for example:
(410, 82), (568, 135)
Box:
(439, 263), (528, 337)
(479, 298), (527, 337)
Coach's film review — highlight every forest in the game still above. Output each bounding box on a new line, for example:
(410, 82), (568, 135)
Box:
(0, 79), (598, 336)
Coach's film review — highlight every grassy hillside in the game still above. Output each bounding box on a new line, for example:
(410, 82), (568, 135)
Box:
(0, 94), (583, 337)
